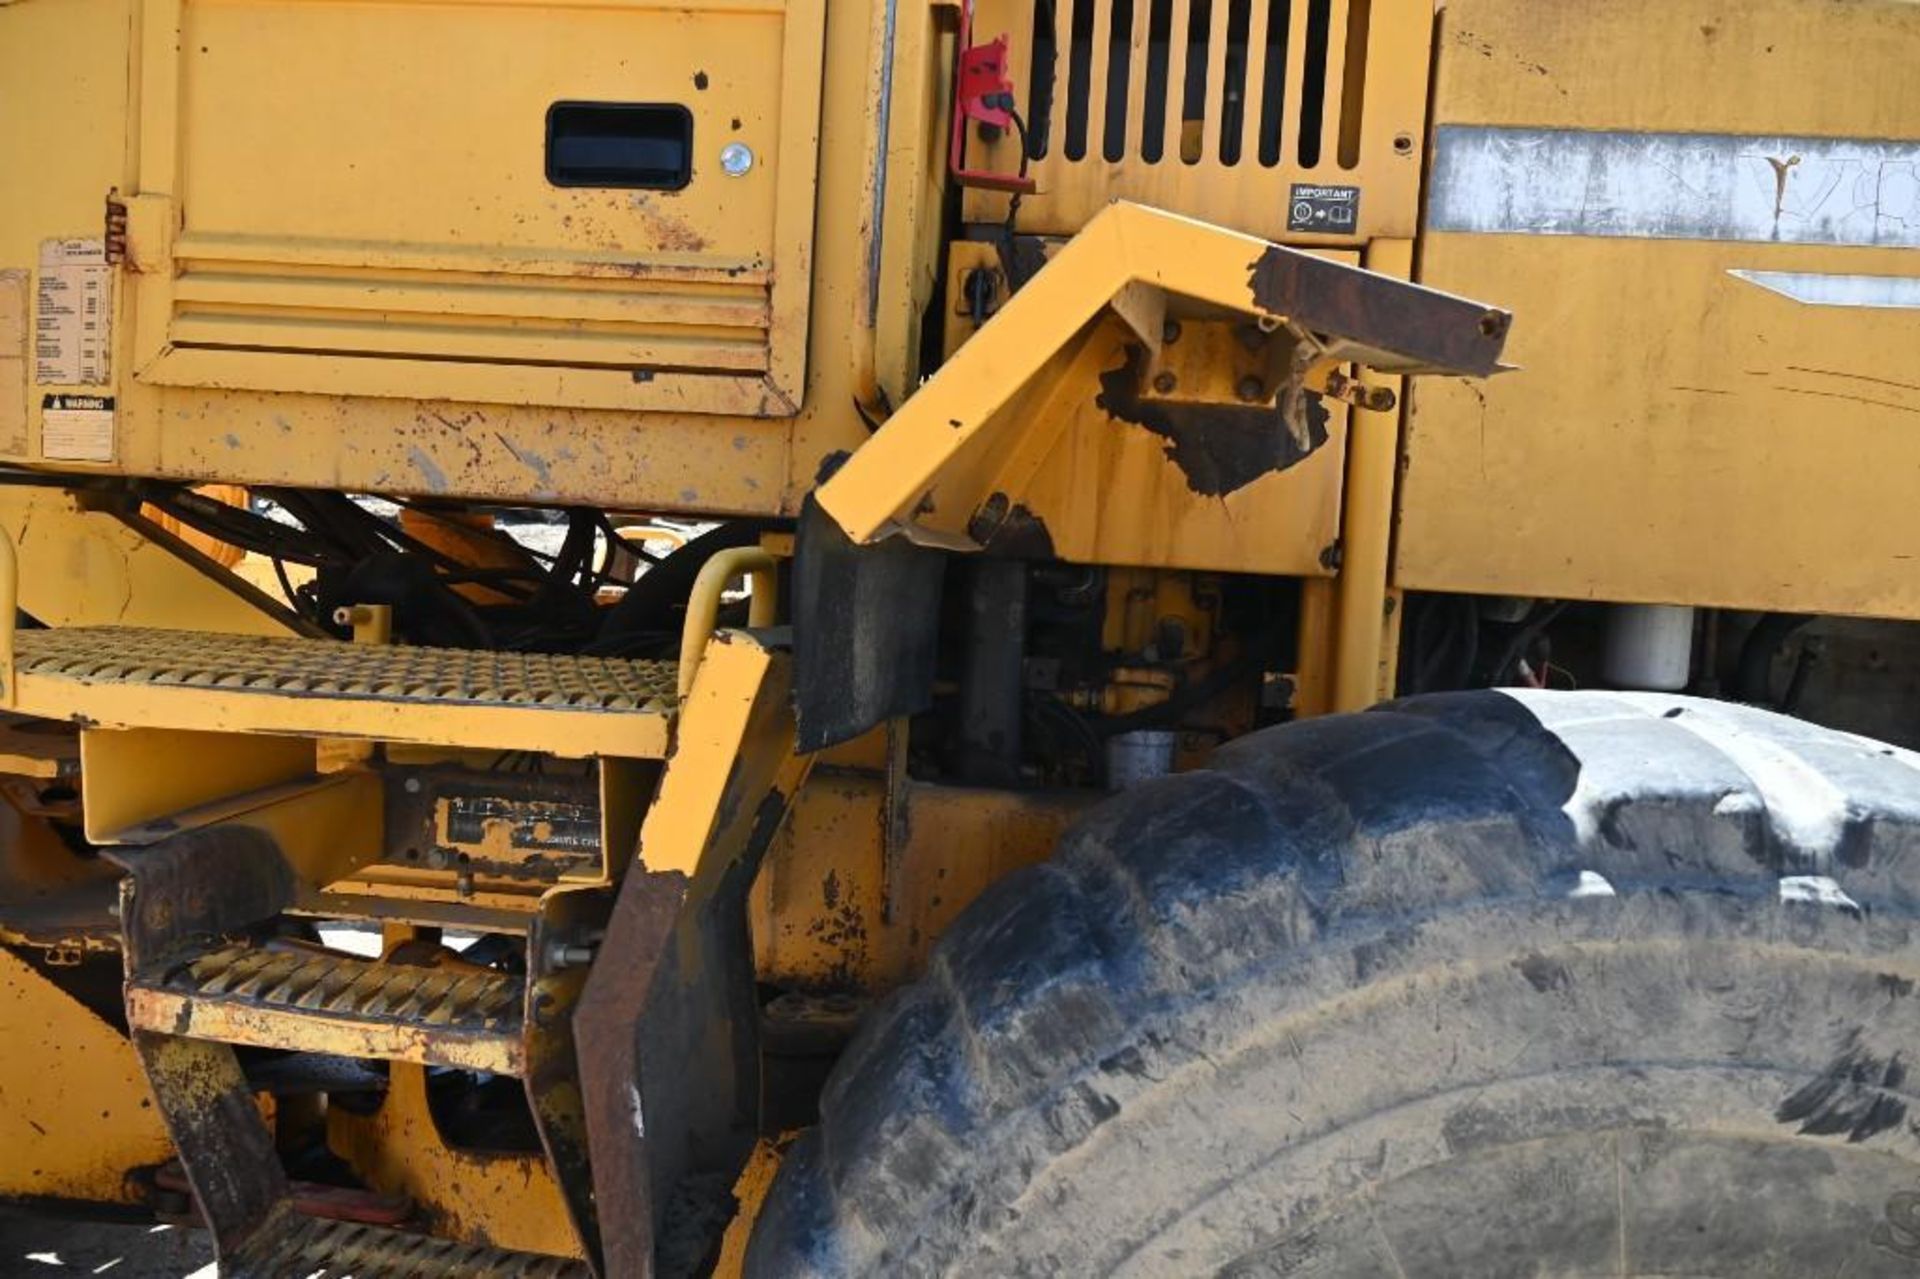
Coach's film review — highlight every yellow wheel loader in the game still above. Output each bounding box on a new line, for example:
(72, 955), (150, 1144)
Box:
(3, 0), (1920, 1272)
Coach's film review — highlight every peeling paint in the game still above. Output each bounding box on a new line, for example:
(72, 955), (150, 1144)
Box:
(1095, 345), (1329, 497)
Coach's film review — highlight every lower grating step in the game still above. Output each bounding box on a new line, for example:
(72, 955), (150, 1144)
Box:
(128, 941), (525, 1075)
(231, 1215), (588, 1278)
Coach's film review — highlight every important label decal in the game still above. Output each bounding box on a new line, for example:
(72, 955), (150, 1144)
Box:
(1288, 184), (1361, 234)
(35, 238), (111, 385)
(41, 393), (115, 463)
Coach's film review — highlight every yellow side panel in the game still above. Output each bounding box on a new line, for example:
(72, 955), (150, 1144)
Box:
(1400, 0), (1920, 618)
(128, 0), (825, 416)
(0, 485), (300, 635)
(329, 1064), (579, 1258)
(0, 947), (174, 1204)
(0, 0), (133, 466)
(0, 0), (907, 513)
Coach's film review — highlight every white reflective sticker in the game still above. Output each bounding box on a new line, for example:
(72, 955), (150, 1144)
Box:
(1729, 270), (1920, 309)
(1429, 125), (1920, 248)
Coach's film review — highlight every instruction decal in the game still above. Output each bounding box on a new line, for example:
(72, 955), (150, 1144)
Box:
(0, 271), (25, 456)
(42, 393), (115, 463)
(35, 238), (111, 385)
(1288, 184), (1361, 234)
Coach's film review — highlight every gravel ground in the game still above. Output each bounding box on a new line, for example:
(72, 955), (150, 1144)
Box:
(0, 1213), (212, 1278)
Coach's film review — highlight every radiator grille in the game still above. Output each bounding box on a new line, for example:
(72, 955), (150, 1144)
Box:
(1034, 0), (1369, 169)
(966, 0), (1420, 239)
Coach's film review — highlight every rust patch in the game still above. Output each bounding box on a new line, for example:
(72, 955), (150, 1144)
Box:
(1096, 345), (1328, 497)
(631, 203), (708, 253)
(1246, 245), (1510, 376)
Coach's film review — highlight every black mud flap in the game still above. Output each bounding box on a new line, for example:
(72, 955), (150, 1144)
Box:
(792, 494), (943, 752)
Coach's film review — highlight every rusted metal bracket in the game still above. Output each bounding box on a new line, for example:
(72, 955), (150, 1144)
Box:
(576, 634), (813, 1276)
(525, 886), (615, 1276)
(111, 828), (300, 1270)
(814, 200), (1512, 551)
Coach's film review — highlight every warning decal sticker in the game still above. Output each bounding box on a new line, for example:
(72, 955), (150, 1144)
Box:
(42, 393), (115, 463)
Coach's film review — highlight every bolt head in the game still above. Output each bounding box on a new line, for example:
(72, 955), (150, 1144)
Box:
(719, 142), (755, 177)
(1236, 376), (1267, 402)
(1152, 371), (1178, 394)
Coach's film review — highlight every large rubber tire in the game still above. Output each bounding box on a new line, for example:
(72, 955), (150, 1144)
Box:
(747, 690), (1920, 1277)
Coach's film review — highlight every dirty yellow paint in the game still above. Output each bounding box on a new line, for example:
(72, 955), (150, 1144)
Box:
(751, 772), (1093, 989)
(711, 1134), (797, 1277)
(0, 485), (301, 636)
(0, 0), (950, 516)
(0, 946), (175, 1205)
(638, 631), (809, 878)
(329, 1063), (582, 1259)
(1330, 237), (1409, 709)
(1403, 0), (1920, 620)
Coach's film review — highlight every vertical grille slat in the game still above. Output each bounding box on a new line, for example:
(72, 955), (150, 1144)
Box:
(1312, 0), (1352, 168)
(1050, 0), (1076, 158)
(1294, 0), (1332, 165)
(1196, 0), (1231, 164)
(1063, 0), (1092, 158)
(1255, 0), (1290, 166)
(1085, 0), (1117, 163)
(1174, 0), (1207, 163)
(1122, 0), (1154, 159)
(1235, 0), (1273, 167)
(1025, 0), (1056, 157)
(1159, 0), (1193, 166)
(1275, 0), (1313, 168)
(1335, 0), (1371, 167)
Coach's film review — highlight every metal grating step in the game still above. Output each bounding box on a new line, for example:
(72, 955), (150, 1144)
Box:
(128, 941), (525, 1075)
(11, 626), (677, 757)
(230, 1214), (588, 1278)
